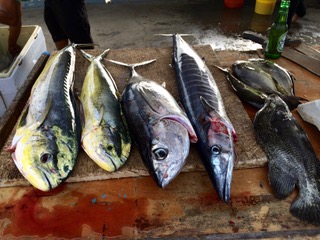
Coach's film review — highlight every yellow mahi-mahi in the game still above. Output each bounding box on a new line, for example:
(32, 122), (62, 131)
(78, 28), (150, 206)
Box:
(80, 49), (131, 171)
(8, 45), (81, 191)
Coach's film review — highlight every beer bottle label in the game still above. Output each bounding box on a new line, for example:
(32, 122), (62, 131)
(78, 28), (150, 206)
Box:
(277, 32), (287, 52)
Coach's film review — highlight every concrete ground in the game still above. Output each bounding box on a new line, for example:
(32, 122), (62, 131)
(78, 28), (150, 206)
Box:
(2, 0), (319, 117)
(20, 0), (320, 53)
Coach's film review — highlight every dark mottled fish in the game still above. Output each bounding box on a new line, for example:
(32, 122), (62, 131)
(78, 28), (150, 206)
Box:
(253, 94), (320, 224)
(172, 34), (237, 202)
(107, 58), (197, 188)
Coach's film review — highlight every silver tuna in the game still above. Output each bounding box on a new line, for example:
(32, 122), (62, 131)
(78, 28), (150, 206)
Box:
(107, 58), (197, 188)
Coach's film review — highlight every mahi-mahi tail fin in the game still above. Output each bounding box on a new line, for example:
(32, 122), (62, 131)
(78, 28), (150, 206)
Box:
(80, 49), (110, 62)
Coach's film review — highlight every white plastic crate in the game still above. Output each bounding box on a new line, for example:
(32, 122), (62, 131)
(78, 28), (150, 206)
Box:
(0, 25), (47, 118)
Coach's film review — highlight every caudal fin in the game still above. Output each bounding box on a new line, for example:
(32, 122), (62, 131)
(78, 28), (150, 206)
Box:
(290, 190), (320, 225)
(80, 49), (110, 62)
(106, 58), (156, 78)
(281, 95), (308, 111)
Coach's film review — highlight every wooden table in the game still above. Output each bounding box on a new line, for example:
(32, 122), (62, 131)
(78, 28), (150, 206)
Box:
(0, 46), (319, 239)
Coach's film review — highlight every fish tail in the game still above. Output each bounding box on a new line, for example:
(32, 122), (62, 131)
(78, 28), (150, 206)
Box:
(97, 49), (110, 61)
(213, 64), (229, 74)
(106, 58), (155, 69)
(106, 59), (156, 78)
(281, 95), (308, 110)
(80, 49), (110, 62)
(154, 33), (194, 37)
(290, 164), (320, 224)
(290, 189), (320, 224)
(79, 49), (94, 62)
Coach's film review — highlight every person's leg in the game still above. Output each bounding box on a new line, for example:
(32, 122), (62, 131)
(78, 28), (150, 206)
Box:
(292, 0), (306, 22)
(54, 39), (69, 50)
(44, 0), (68, 50)
(54, 0), (93, 46)
(287, 0), (299, 28)
(0, 0), (22, 56)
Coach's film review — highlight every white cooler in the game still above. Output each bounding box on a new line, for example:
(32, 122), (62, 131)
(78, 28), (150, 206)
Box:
(0, 25), (47, 118)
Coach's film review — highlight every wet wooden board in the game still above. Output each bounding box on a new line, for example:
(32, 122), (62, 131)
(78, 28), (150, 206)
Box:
(0, 167), (320, 238)
(0, 46), (266, 188)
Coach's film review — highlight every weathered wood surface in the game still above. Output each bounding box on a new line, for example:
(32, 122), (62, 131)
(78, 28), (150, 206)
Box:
(0, 46), (266, 188)
(0, 167), (320, 238)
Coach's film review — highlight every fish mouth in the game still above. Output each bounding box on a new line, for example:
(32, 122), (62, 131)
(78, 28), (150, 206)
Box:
(100, 151), (119, 171)
(32, 165), (61, 191)
(212, 155), (234, 203)
(154, 160), (185, 188)
(155, 169), (172, 188)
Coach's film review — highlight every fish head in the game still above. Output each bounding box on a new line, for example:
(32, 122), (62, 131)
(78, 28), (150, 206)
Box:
(82, 125), (131, 172)
(261, 94), (290, 113)
(13, 125), (78, 191)
(203, 116), (236, 203)
(146, 118), (190, 188)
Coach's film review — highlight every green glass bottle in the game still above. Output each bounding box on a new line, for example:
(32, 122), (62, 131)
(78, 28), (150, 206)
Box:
(265, 0), (290, 59)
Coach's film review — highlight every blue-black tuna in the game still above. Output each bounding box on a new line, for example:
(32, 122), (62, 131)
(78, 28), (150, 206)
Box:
(172, 34), (237, 203)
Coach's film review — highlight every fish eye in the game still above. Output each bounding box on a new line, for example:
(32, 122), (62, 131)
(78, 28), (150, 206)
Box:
(106, 145), (114, 151)
(101, 144), (114, 152)
(40, 153), (53, 163)
(211, 145), (221, 155)
(153, 148), (168, 161)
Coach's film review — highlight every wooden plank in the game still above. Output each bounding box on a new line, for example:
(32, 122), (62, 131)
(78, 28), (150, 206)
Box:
(0, 168), (319, 238)
(0, 47), (266, 188)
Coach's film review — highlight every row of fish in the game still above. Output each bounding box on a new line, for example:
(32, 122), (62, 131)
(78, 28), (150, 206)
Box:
(8, 35), (237, 204)
(220, 57), (320, 224)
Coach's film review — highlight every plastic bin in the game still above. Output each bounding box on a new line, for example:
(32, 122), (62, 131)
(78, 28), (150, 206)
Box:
(0, 25), (47, 118)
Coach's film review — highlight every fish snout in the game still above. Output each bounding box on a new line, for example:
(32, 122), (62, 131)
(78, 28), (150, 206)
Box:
(212, 155), (233, 203)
